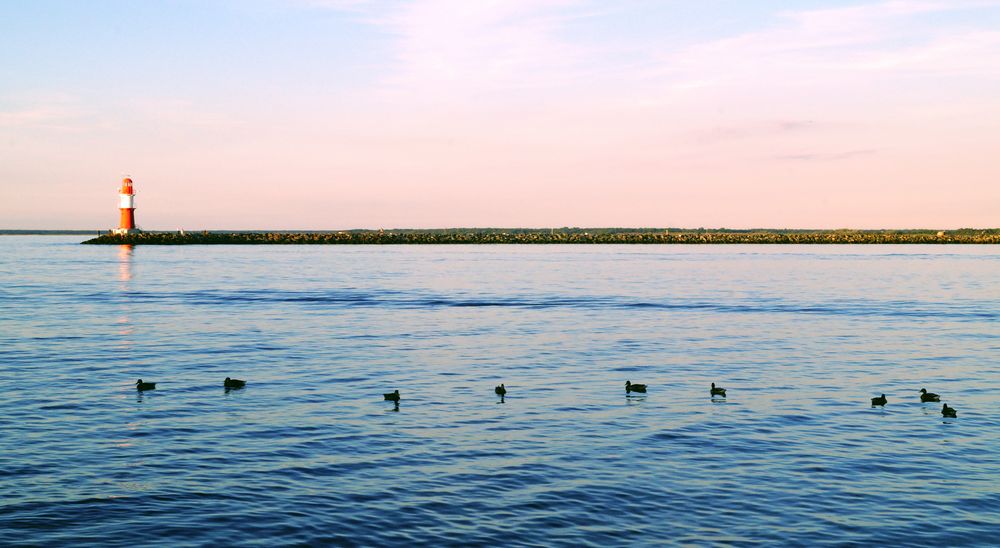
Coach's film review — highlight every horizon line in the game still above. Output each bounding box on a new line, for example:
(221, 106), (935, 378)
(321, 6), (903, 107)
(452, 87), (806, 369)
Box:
(4, 227), (999, 234)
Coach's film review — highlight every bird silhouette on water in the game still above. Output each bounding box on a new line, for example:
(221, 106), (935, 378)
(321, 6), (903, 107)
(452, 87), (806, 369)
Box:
(384, 390), (400, 402)
(136, 379), (156, 391)
(495, 384), (506, 396)
(919, 388), (940, 402)
(711, 383), (727, 397)
(224, 377), (246, 389)
(941, 404), (957, 418)
(871, 394), (887, 406)
(625, 381), (647, 393)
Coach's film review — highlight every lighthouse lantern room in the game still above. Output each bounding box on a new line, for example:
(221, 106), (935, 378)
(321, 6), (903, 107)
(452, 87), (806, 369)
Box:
(113, 177), (139, 235)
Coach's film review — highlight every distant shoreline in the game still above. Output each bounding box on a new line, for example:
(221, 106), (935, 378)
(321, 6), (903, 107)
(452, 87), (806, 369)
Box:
(1, 230), (99, 235)
(81, 229), (1000, 245)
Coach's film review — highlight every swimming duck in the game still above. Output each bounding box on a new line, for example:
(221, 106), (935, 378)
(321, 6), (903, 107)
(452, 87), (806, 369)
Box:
(384, 390), (400, 402)
(711, 383), (727, 397)
(495, 384), (506, 396)
(625, 381), (647, 393)
(919, 388), (940, 402)
(224, 377), (246, 389)
(871, 394), (887, 406)
(136, 379), (156, 391)
(941, 404), (957, 418)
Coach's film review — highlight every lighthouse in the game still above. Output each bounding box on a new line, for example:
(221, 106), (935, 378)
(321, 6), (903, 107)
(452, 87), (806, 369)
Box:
(113, 177), (139, 235)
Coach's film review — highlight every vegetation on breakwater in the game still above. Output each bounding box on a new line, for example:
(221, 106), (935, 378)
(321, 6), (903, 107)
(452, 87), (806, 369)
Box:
(82, 228), (1000, 245)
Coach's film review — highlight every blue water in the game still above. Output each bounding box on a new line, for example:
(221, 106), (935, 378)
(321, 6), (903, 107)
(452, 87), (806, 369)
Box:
(1, 237), (998, 546)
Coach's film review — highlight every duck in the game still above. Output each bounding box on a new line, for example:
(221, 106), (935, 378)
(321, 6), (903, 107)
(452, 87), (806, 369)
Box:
(224, 377), (246, 389)
(919, 388), (940, 402)
(625, 380), (647, 393)
(710, 383), (727, 397)
(941, 404), (957, 418)
(383, 390), (400, 402)
(494, 384), (506, 396)
(871, 394), (887, 406)
(136, 379), (156, 391)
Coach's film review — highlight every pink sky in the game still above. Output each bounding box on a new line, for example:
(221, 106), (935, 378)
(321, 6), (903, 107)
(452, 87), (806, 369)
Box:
(1, 0), (999, 229)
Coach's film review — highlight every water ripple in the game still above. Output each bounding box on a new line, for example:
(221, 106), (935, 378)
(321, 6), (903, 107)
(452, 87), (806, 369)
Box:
(69, 287), (1000, 321)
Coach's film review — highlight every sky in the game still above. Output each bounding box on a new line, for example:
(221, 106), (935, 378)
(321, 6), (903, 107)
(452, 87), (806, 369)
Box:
(1, 0), (999, 230)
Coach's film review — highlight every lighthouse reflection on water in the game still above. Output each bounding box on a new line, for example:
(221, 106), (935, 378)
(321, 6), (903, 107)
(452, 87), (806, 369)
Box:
(117, 244), (135, 364)
(116, 244), (144, 403)
(118, 244), (134, 283)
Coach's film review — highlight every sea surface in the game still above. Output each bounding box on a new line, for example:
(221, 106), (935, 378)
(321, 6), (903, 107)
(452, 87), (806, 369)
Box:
(1, 236), (998, 546)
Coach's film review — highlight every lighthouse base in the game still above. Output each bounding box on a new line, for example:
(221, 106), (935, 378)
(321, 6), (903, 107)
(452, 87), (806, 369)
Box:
(112, 228), (141, 235)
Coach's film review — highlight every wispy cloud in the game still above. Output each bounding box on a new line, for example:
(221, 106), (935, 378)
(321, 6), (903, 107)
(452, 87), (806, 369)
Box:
(649, 0), (1000, 91)
(778, 0), (997, 26)
(124, 98), (240, 130)
(0, 100), (91, 132)
(776, 149), (877, 162)
(374, 0), (591, 99)
(292, 0), (374, 11)
(836, 30), (1000, 74)
(0, 107), (72, 129)
(284, 0), (602, 101)
(693, 120), (819, 145)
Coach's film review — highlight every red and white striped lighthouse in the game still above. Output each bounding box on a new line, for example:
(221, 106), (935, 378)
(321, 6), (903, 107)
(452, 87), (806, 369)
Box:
(113, 177), (138, 235)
